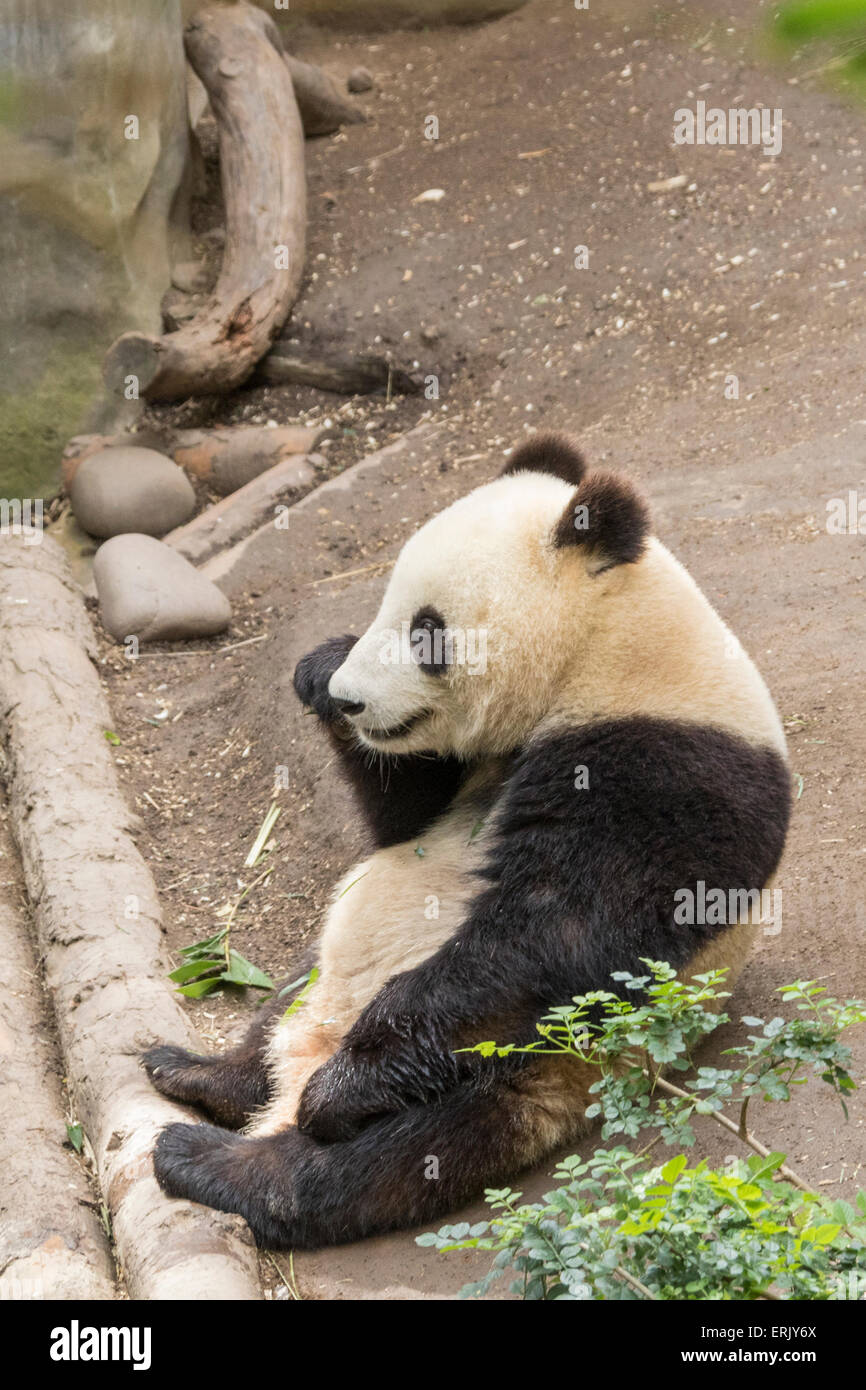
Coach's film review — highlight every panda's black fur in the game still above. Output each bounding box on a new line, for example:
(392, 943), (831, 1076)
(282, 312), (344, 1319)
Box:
(146, 436), (791, 1250)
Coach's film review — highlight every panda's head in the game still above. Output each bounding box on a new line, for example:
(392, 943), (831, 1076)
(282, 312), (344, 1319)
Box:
(327, 433), (650, 758)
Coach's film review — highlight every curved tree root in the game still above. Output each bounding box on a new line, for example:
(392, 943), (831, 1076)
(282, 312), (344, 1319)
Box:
(103, 2), (306, 402)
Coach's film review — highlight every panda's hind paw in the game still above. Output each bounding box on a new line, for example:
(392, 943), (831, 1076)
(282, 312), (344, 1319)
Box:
(153, 1121), (240, 1204)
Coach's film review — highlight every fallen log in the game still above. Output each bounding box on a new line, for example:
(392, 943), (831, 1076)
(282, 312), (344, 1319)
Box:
(163, 452), (316, 565)
(285, 53), (366, 136)
(0, 807), (116, 1301)
(259, 348), (424, 396)
(171, 423), (330, 494)
(63, 424), (329, 496)
(103, 2), (306, 402)
(0, 538), (262, 1300)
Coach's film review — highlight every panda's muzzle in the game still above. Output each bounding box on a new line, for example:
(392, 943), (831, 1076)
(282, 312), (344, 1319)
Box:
(354, 707), (433, 742)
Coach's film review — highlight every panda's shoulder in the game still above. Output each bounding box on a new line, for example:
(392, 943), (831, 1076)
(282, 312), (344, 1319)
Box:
(495, 716), (790, 877)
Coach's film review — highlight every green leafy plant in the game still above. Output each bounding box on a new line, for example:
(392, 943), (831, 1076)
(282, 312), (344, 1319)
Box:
(773, 1), (866, 96)
(418, 963), (866, 1300)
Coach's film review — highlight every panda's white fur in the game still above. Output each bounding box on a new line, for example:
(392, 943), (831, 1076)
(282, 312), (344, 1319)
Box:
(251, 771), (499, 1136)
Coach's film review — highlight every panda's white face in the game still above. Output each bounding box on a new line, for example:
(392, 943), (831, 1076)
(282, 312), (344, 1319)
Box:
(326, 445), (787, 761)
(327, 472), (591, 757)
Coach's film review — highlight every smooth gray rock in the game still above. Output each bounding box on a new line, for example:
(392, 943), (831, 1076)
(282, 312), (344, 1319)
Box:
(93, 534), (231, 643)
(70, 446), (196, 539)
(347, 67), (374, 93)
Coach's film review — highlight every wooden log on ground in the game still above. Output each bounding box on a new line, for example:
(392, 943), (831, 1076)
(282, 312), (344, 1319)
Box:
(258, 348), (424, 396)
(63, 424), (329, 495)
(0, 806), (116, 1301)
(285, 53), (366, 136)
(103, 2), (306, 402)
(171, 423), (330, 494)
(163, 453), (317, 565)
(0, 538), (262, 1300)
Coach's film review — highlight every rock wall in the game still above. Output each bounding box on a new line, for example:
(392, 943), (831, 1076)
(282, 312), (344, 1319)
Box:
(0, 0), (189, 498)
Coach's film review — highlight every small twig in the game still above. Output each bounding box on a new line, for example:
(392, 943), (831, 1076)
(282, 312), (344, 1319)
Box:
(266, 1252), (302, 1300)
(245, 802), (281, 869)
(220, 864), (274, 967)
(614, 1265), (657, 1300)
(651, 1074), (813, 1193)
(309, 560), (394, 586)
(345, 141), (406, 174)
(137, 634), (268, 658)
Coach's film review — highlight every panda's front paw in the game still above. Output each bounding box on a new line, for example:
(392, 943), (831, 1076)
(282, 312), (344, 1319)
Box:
(293, 634), (359, 722)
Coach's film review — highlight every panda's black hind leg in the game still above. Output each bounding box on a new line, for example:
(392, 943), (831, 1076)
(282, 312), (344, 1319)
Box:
(152, 1068), (578, 1250)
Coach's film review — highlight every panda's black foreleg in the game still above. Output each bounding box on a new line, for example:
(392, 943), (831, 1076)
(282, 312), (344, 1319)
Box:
(153, 1066), (565, 1251)
(293, 635), (465, 847)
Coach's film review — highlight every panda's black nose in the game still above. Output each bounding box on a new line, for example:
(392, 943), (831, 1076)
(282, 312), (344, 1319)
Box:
(332, 697), (365, 716)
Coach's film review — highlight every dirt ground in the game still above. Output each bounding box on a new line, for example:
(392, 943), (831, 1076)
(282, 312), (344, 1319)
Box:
(94, 0), (866, 1296)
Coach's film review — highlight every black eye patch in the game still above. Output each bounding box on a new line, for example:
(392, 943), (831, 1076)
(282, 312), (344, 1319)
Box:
(409, 605), (450, 675)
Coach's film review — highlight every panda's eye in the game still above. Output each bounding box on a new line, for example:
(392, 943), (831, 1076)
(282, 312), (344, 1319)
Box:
(409, 605), (449, 675)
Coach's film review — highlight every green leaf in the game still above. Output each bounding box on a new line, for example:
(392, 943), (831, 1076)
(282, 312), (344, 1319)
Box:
(277, 970), (314, 998)
(660, 1155), (687, 1184)
(337, 871), (370, 899)
(176, 977), (222, 998)
(103, 730), (121, 745)
(179, 928), (227, 960)
(746, 1152), (787, 1183)
(66, 1123), (84, 1153)
(168, 958), (225, 984)
(800, 1223), (842, 1245)
(776, 0), (866, 44)
(222, 951), (274, 990)
(282, 966), (320, 1019)
(830, 1200), (857, 1225)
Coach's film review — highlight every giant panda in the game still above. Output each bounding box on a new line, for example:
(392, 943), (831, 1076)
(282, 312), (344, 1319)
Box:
(145, 433), (791, 1251)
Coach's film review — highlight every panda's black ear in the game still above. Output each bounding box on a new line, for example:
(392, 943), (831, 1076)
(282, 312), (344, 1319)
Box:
(552, 471), (650, 574)
(500, 432), (587, 488)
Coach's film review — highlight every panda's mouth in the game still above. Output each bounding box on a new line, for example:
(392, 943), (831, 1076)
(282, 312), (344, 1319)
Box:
(355, 707), (433, 743)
